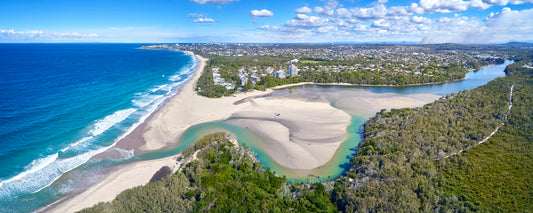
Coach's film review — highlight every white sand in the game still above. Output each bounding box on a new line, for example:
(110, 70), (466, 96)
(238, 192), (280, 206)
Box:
(141, 55), (352, 170)
(141, 55), (267, 151)
(47, 156), (177, 213)
(46, 53), (442, 212)
(321, 89), (440, 118)
(46, 54), (284, 212)
(225, 97), (351, 170)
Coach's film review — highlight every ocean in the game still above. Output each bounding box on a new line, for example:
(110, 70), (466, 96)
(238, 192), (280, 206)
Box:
(0, 43), (511, 212)
(0, 44), (197, 212)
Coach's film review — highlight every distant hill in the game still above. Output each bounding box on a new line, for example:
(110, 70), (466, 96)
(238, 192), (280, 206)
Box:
(502, 42), (533, 47)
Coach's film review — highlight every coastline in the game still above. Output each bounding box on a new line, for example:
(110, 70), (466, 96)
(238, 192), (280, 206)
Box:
(44, 52), (207, 212)
(45, 52), (354, 212)
(45, 52), (491, 212)
(2, 41), (507, 211)
(45, 156), (178, 213)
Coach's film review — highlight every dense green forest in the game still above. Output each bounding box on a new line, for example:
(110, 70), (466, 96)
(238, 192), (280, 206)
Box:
(81, 57), (532, 212)
(79, 133), (337, 212)
(196, 54), (503, 98)
(434, 67), (532, 211)
(333, 56), (532, 212)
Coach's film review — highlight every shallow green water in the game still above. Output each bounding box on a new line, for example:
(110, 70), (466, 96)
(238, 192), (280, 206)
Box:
(134, 61), (512, 182)
(133, 115), (364, 182)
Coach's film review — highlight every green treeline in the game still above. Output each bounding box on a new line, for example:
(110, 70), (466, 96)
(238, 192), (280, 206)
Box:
(196, 59), (231, 98)
(195, 55), (497, 97)
(298, 64), (466, 85)
(255, 64), (467, 88)
(79, 132), (337, 212)
(505, 55), (533, 76)
(333, 58), (533, 212)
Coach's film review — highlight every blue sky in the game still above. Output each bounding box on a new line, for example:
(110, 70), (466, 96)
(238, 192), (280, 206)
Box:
(1, 0), (532, 43)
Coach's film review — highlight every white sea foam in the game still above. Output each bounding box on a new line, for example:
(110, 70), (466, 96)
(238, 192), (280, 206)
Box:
(0, 143), (122, 199)
(132, 94), (164, 108)
(151, 84), (168, 93)
(106, 148), (135, 160)
(0, 51), (201, 200)
(169, 74), (183, 82)
(0, 153), (58, 186)
(69, 136), (93, 148)
(60, 136), (93, 152)
(0, 153), (58, 198)
(89, 108), (137, 136)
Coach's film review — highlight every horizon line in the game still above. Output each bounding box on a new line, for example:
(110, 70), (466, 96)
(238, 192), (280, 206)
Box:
(1, 41), (532, 45)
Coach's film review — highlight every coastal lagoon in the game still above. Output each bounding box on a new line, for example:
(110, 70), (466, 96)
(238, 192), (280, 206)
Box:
(0, 43), (511, 212)
(150, 60), (511, 182)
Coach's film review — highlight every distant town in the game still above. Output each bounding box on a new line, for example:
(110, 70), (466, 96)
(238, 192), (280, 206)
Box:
(142, 43), (529, 97)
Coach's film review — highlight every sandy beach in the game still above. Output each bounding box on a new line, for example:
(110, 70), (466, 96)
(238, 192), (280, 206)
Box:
(47, 53), (350, 212)
(46, 52), (442, 212)
(47, 156), (178, 213)
(137, 54), (352, 172)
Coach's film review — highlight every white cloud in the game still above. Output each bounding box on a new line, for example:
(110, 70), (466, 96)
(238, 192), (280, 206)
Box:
(418, 0), (469, 13)
(481, 0), (533, 5)
(250, 9), (274, 18)
(187, 13), (216, 23)
(186, 13), (205, 18)
(350, 4), (388, 19)
(387, 6), (412, 17)
(295, 6), (312, 14)
(412, 16), (433, 24)
(286, 16), (330, 29)
(372, 19), (390, 28)
(483, 0), (507, 4)
(314, 6), (325, 15)
(336, 8), (352, 18)
(295, 14), (310, 20)
(422, 7), (533, 43)
(259, 25), (276, 30)
(469, 0), (491, 9)
(412, 0), (533, 13)
(438, 17), (452, 22)
(193, 18), (215, 23)
(314, 0), (338, 16)
(483, 7), (533, 41)
(191, 0), (238, 4)
(258, 0), (533, 43)
(0, 29), (98, 41)
(409, 3), (426, 14)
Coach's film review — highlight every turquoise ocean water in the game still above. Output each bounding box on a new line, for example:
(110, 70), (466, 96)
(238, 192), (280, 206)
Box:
(0, 44), (197, 212)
